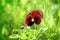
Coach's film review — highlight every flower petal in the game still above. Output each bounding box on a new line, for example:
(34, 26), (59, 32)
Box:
(31, 10), (43, 18)
(25, 14), (32, 26)
(34, 15), (41, 24)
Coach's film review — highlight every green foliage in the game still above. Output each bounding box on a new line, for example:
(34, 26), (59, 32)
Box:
(0, 0), (60, 40)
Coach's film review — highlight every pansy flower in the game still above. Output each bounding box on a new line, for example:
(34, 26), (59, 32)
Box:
(25, 10), (43, 26)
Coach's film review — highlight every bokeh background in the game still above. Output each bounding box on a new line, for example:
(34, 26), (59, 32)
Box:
(0, 0), (60, 40)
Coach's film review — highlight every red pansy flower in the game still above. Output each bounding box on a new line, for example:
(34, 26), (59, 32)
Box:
(25, 10), (43, 26)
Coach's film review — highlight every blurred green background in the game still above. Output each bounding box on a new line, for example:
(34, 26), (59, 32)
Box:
(0, 0), (60, 40)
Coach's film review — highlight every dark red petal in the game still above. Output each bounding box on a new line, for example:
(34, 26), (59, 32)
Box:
(34, 15), (41, 24)
(25, 14), (32, 26)
(31, 10), (43, 18)
(28, 21), (34, 26)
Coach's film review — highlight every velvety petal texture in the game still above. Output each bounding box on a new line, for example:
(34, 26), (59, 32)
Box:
(25, 10), (43, 26)
(31, 10), (43, 18)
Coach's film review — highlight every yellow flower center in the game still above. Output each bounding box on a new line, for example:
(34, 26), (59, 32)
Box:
(31, 18), (34, 22)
